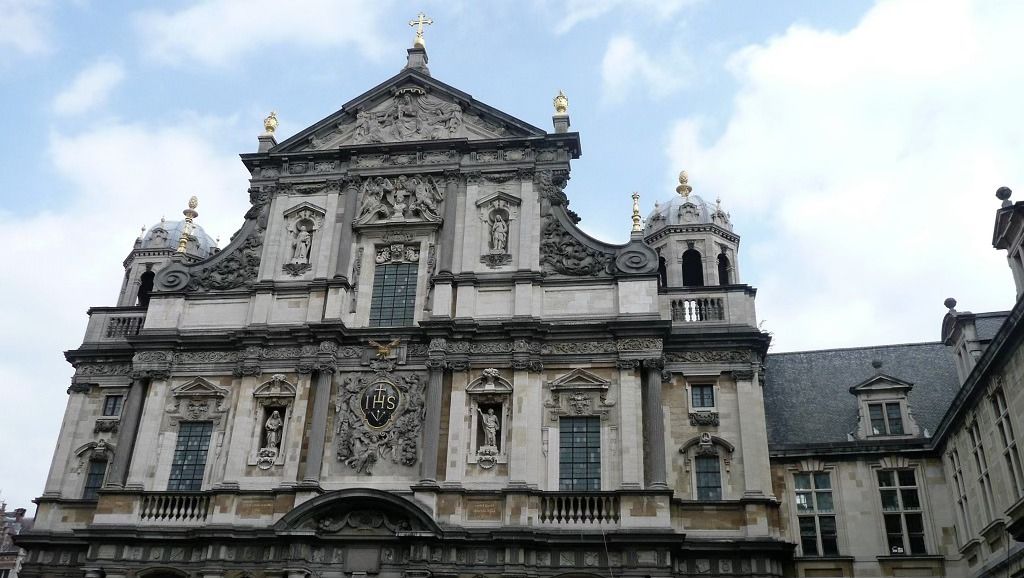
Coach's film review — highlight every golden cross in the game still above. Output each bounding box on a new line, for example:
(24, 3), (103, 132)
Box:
(409, 12), (433, 47)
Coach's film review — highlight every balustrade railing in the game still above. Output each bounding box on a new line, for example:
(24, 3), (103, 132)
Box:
(104, 315), (144, 338)
(138, 493), (209, 523)
(671, 297), (725, 323)
(539, 493), (620, 526)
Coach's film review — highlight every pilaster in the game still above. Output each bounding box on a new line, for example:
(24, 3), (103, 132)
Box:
(300, 343), (337, 484)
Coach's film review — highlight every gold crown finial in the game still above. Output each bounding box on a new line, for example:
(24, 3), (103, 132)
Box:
(676, 170), (692, 198)
(553, 90), (568, 115)
(409, 12), (433, 48)
(631, 192), (642, 232)
(177, 196), (200, 254)
(263, 111), (278, 135)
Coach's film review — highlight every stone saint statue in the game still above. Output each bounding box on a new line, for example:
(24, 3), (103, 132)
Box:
(291, 226), (312, 264)
(478, 408), (500, 448)
(490, 214), (508, 253)
(264, 410), (283, 450)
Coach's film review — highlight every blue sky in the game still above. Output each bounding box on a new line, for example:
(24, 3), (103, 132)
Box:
(2, 0), (1023, 510)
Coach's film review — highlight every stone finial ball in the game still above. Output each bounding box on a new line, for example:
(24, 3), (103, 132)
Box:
(997, 186), (1012, 201)
(944, 297), (957, 310)
(871, 360), (883, 369)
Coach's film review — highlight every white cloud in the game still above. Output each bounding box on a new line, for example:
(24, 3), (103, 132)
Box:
(0, 117), (250, 509)
(667, 0), (1024, 352)
(135, 0), (394, 67)
(554, 0), (699, 34)
(52, 60), (125, 116)
(0, 0), (52, 60)
(601, 35), (687, 104)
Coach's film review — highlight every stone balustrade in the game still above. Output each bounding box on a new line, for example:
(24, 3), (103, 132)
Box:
(538, 492), (620, 526)
(660, 285), (758, 327)
(82, 307), (147, 343)
(138, 493), (209, 524)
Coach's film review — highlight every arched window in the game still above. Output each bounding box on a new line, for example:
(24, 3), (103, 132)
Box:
(137, 270), (155, 307)
(682, 249), (704, 287)
(717, 253), (731, 285)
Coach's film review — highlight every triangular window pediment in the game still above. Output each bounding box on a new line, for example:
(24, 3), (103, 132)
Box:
(172, 377), (230, 399)
(848, 373), (914, 395)
(549, 368), (610, 391)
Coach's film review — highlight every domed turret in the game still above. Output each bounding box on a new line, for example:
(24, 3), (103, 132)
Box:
(117, 197), (219, 307)
(644, 171), (739, 289)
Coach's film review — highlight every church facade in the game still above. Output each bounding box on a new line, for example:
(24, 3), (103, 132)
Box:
(15, 39), (1024, 578)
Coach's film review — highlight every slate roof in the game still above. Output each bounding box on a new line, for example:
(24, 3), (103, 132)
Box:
(975, 311), (1010, 341)
(764, 342), (962, 448)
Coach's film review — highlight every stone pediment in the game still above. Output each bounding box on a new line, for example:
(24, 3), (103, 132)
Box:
(273, 70), (545, 153)
(549, 368), (610, 391)
(848, 373), (914, 394)
(172, 377), (230, 399)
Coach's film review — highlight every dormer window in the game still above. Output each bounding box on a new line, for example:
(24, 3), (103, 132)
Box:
(849, 362), (921, 439)
(868, 402), (905, 436)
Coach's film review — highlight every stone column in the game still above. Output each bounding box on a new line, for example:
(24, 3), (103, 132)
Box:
(438, 171), (460, 274)
(419, 357), (446, 484)
(642, 358), (668, 489)
(302, 345), (337, 483)
(106, 376), (150, 487)
(333, 178), (360, 280)
(735, 368), (773, 498)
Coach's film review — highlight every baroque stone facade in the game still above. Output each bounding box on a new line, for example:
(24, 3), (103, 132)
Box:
(16, 41), (1024, 578)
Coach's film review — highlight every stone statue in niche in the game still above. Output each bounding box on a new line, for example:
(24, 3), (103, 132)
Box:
(291, 225), (312, 265)
(478, 408), (500, 448)
(264, 410), (283, 450)
(490, 213), (508, 253)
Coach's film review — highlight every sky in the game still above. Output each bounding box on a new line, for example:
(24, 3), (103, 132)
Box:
(1, 0), (1023, 510)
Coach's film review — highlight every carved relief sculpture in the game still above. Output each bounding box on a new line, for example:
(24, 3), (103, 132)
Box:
(334, 370), (426, 475)
(350, 87), (464, 145)
(356, 174), (443, 225)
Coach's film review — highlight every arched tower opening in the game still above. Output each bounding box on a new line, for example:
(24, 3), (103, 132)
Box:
(682, 249), (704, 287)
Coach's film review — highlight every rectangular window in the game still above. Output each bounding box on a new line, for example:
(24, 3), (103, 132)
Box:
(168, 421), (213, 491)
(794, 472), (839, 556)
(877, 469), (926, 555)
(968, 421), (996, 519)
(102, 394), (123, 417)
(559, 417), (600, 491)
(992, 388), (1024, 499)
(369, 262), (417, 327)
(949, 448), (972, 539)
(82, 460), (107, 499)
(695, 456), (722, 500)
(869, 402), (905, 435)
(691, 385), (715, 408)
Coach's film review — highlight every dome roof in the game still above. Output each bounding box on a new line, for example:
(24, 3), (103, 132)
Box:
(141, 218), (218, 258)
(645, 193), (732, 231)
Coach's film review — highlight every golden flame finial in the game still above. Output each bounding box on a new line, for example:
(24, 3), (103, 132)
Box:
(631, 192), (642, 232)
(177, 196), (199, 254)
(409, 12), (433, 48)
(263, 111), (278, 135)
(553, 90), (568, 115)
(675, 170), (692, 198)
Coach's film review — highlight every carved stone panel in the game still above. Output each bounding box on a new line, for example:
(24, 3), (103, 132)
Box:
(334, 371), (426, 475)
(356, 174), (444, 226)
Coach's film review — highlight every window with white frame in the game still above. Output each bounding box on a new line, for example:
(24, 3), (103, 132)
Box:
(868, 402), (905, 436)
(877, 469), (926, 555)
(691, 384), (715, 409)
(991, 387), (1024, 500)
(794, 472), (838, 556)
(949, 448), (972, 540)
(968, 421), (996, 520)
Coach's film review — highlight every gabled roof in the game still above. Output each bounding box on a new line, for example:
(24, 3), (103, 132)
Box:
(764, 342), (960, 448)
(271, 65), (547, 154)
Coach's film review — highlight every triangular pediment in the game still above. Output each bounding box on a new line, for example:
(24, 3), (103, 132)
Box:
(848, 373), (914, 394)
(273, 69), (546, 153)
(549, 368), (610, 390)
(254, 375), (297, 398)
(172, 377), (230, 399)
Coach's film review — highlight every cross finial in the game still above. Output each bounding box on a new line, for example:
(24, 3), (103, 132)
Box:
(409, 12), (433, 48)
